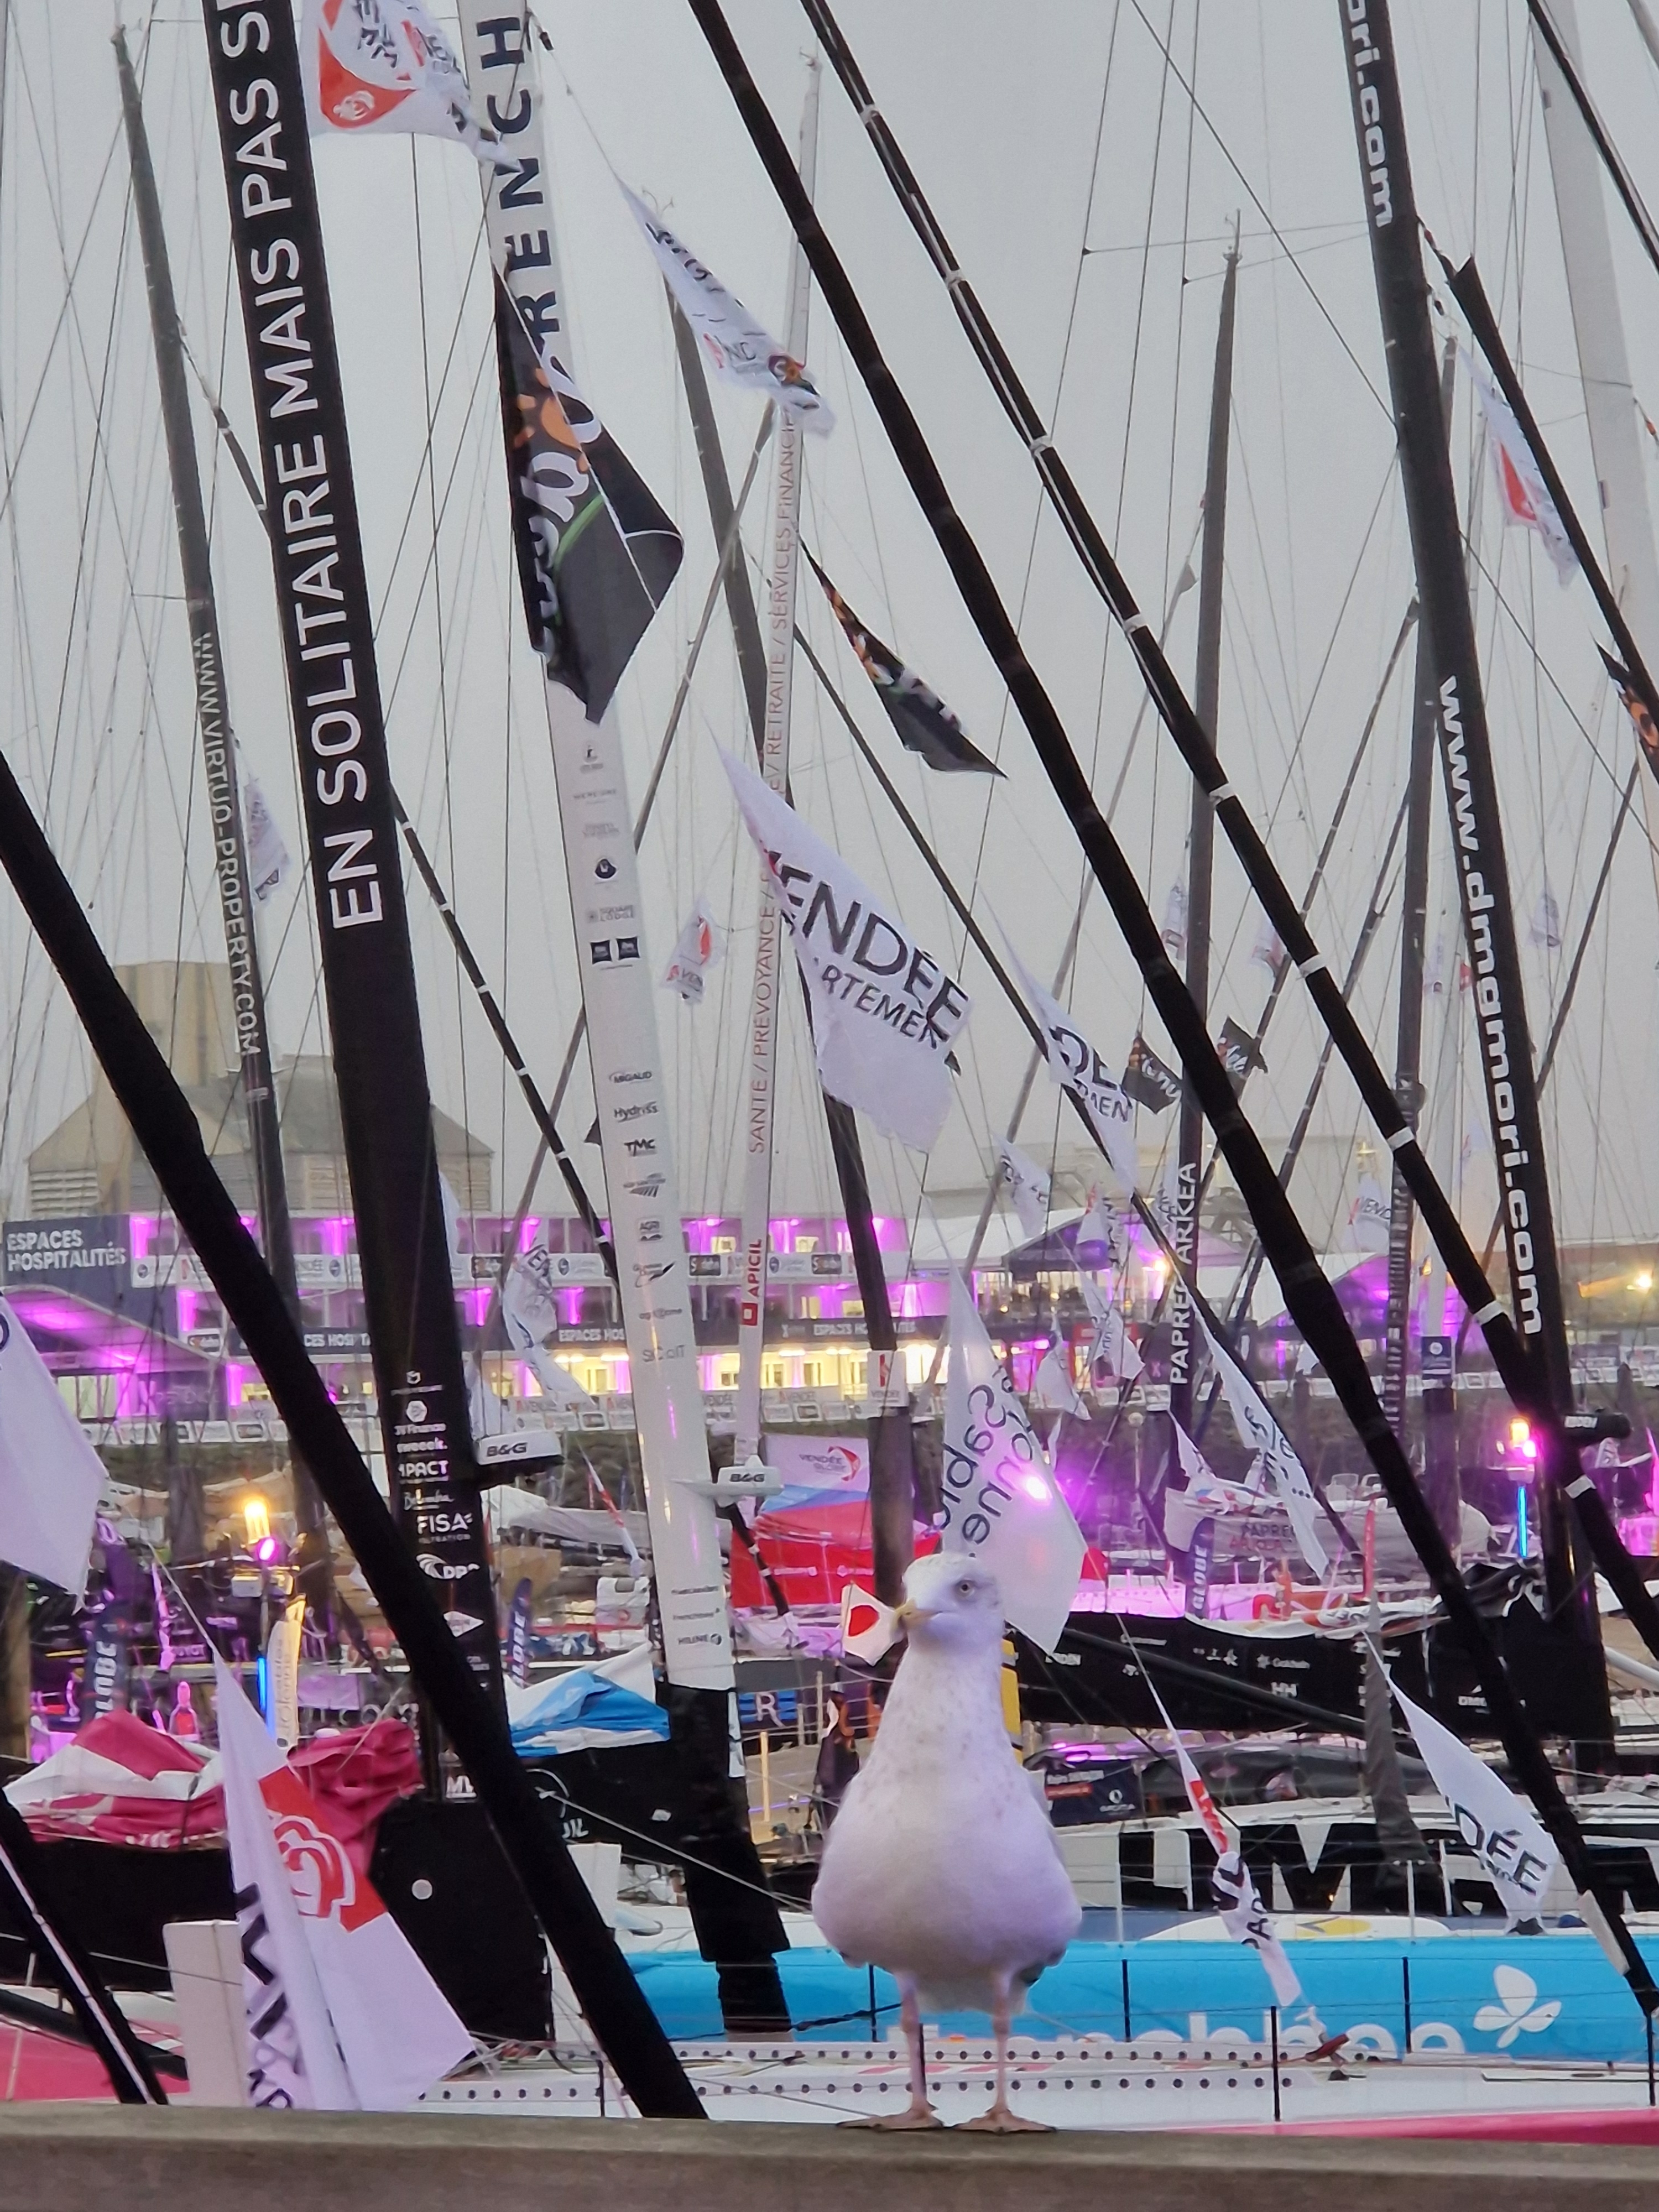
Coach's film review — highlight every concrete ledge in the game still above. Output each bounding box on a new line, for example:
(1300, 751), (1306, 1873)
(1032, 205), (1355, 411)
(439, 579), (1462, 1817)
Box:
(0, 2110), (1653, 2212)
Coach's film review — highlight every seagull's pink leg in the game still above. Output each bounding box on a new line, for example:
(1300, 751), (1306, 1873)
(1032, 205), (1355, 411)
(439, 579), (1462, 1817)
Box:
(959, 1976), (1051, 2132)
(843, 1976), (941, 2128)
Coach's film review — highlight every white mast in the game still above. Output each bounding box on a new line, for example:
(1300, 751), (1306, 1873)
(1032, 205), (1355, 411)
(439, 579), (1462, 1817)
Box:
(456, 4), (732, 1693)
(733, 58), (823, 1468)
(1532, 0), (1659, 910)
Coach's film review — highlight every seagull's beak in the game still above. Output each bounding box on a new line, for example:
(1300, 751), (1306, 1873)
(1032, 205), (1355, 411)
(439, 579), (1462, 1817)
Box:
(894, 1599), (933, 1629)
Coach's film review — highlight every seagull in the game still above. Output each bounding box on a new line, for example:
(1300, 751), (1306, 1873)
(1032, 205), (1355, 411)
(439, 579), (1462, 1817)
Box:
(811, 1552), (1081, 2131)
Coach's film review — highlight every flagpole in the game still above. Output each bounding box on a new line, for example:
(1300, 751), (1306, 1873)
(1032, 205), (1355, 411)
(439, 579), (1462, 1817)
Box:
(455, 1), (791, 2036)
(733, 58), (821, 1475)
(1383, 342), (1455, 1516)
(1170, 234), (1238, 1444)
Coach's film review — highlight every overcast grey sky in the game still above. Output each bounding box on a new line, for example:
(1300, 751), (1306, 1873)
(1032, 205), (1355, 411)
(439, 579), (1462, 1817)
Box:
(4, 2), (1659, 1274)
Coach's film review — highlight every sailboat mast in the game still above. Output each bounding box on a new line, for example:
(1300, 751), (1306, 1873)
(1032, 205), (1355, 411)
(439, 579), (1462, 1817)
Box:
(1170, 238), (1238, 1436)
(113, 27), (333, 1620)
(200, 0), (499, 1694)
(1339, 0), (1606, 1723)
(1383, 341), (1455, 1528)
(1531, 0), (1659, 912)
(733, 60), (821, 1472)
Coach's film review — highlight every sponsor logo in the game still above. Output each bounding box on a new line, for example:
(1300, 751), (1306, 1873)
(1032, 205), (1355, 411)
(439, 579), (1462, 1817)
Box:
(617, 936), (640, 960)
(444, 1609), (484, 1639)
(1474, 1966), (1561, 2048)
(581, 820), (621, 839)
(614, 1102), (657, 1124)
(638, 1218), (662, 1242)
(633, 1261), (674, 1285)
(590, 940), (613, 963)
(609, 1069), (652, 1086)
(404, 1399), (427, 1425)
(624, 1138), (658, 1156)
(594, 856), (617, 880)
(416, 1553), (470, 1582)
(625, 1173), (665, 1196)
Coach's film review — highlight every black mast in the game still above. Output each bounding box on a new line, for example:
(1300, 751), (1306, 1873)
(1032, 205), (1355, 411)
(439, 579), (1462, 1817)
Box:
(1383, 341), (1456, 1541)
(199, 0), (498, 1693)
(1170, 238), (1238, 1438)
(114, 25), (333, 1623)
(1338, 0), (1605, 1731)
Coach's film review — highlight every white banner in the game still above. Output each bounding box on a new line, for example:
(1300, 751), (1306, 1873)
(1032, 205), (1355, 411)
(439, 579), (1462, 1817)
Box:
(501, 1251), (599, 1412)
(217, 1662), (471, 2109)
(622, 185), (833, 431)
(455, 0), (733, 1693)
(241, 765), (291, 905)
(301, 0), (503, 165)
(1164, 1419), (1262, 1551)
(1157, 1689), (1301, 2007)
(1079, 1184), (1129, 1275)
(218, 1660), (355, 2110)
(0, 1299), (100, 1598)
(662, 897), (725, 1003)
(1191, 1306), (1328, 1575)
(722, 751), (970, 1151)
(1007, 945), (1138, 1198)
(995, 1139), (1050, 1242)
(1462, 345), (1575, 583)
(1031, 1343), (1087, 1417)
(941, 1273), (1083, 1652)
(1391, 1679), (1560, 1924)
(1079, 1282), (1141, 1385)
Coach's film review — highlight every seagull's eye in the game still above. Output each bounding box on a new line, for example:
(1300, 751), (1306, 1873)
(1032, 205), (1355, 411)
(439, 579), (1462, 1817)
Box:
(955, 1578), (974, 1597)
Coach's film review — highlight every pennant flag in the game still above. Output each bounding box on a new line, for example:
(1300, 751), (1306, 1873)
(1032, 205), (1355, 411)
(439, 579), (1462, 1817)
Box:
(1160, 882), (1188, 965)
(502, 1251), (601, 1413)
(662, 896), (725, 1004)
(806, 554), (1000, 773)
(1528, 888), (1563, 950)
(1121, 1032), (1181, 1114)
(721, 750), (972, 1150)
(1600, 648), (1659, 778)
(1191, 1306), (1329, 1575)
(839, 1581), (901, 1664)
(496, 275), (684, 723)
(1460, 346), (1575, 583)
(1348, 1173), (1391, 1255)
(1005, 945), (1138, 1199)
(1084, 1297), (1142, 1387)
(1078, 1185), (1129, 1275)
(301, 0), (505, 166)
(994, 1139), (1050, 1242)
(241, 764), (291, 905)
(1138, 1657), (1301, 2006)
(216, 1661), (471, 2108)
(622, 186), (833, 430)
(1390, 1678), (1559, 1924)
(1216, 1016), (1264, 1089)
(942, 1274), (1084, 1651)
(0, 1299), (101, 1598)
(1249, 914), (1287, 977)
(1031, 1343), (1086, 1417)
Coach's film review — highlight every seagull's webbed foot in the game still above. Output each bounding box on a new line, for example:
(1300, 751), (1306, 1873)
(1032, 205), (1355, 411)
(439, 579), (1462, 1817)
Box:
(957, 2101), (1053, 2133)
(841, 2099), (945, 2131)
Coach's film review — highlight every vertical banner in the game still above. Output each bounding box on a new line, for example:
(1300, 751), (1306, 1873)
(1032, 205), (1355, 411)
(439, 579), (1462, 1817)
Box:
(201, 0), (498, 1689)
(458, 2), (732, 1692)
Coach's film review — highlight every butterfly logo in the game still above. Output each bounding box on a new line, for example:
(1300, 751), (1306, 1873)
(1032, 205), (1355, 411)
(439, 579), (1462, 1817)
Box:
(1473, 1964), (1561, 2048)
